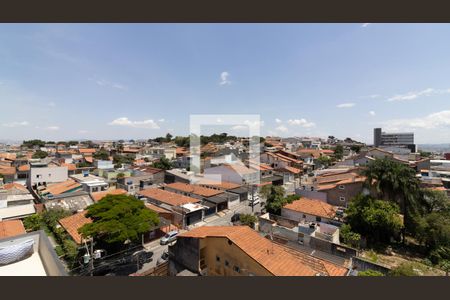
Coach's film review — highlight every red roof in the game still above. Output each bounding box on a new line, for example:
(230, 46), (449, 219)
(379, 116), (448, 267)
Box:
(0, 220), (26, 239)
(283, 198), (337, 219)
(91, 189), (128, 202)
(165, 182), (223, 197)
(59, 211), (92, 244)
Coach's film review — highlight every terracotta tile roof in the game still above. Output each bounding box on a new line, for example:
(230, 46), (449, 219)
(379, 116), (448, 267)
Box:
(320, 149), (335, 154)
(297, 149), (321, 159)
(59, 211), (92, 244)
(2, 182), (29, 192)
(41, 179), (82, 195)
(78, 148), (96, 154)
(145, 203), (172, 214)
(91, 189), (128, 202)
(0, 166), (16, 175)
(266, 152), (290, 162)
(179, 226), (347, 276)
(18, 164), (30, 172)
(138, 188), (200, 206)
(283, 198), (337, 219)
(84, 156), (93, 163)
(0, 220), (26, 239)
(165, 182), (223, 197)
(274, 152), (303, 164)
(122, 148), (140, 153)
(61, 163), (76, 171)
(248, 161), (274, 171)
(176, 147), (188, 155)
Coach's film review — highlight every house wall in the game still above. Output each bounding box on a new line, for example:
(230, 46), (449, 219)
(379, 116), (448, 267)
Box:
(323, 182), (364, 207)
(281, 207), (333, 224)
(168, 237), (200, 275)
(198, 237), (272, 276)
(28, 166), (68, 187)
(204, 166), (244, 184)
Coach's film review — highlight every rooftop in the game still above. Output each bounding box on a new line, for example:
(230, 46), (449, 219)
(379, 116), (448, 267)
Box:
(91, 189), (128, 202)
(283, 198), (337, 219)
(0, 220), (26, 239)
(179, 226), (347, 276)
(139, 188), (200, 206)
(58, 211), (92, 244)
(165, 182), (223, 197)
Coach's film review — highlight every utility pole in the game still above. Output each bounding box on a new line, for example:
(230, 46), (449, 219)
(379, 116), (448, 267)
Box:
(89, 237), (94, 276)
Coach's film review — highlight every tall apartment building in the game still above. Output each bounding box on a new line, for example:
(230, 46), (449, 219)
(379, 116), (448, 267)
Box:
(373, 128), (415, 152)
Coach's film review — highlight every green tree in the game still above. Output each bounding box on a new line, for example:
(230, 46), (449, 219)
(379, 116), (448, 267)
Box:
(361, 157), (421, 234)
(23, 214), (43, 232)
(151, 156), (172, 170)
(439, 260), (450, 276)
(93, 149), (110, 160)
(358, 269), (384, 276)
(32, 150), (48, 159)
(334, 145), (344, 160)
(239, 214), (258, 228)
(42, 209), (72, 229)
(345, 194), (403, 245)
(350, 145), (362, 153)
(261, 185), (290, 215)
(165, 133), (173, 142)
(23, 139), (46, 148)
(316, 155), (332, 167)
(78, 194), (159, 244)
(340, 224), (361, 248)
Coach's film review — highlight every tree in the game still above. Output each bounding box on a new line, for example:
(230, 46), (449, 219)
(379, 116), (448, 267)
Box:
(23, 214), (43, 232)
(350, 145), (362, 153)
(358, 269), (384, 276)
(439, 260), (450, 276)
(78, 194), (159, 245)
(165, 133), (173, 142)
(32, 150), (48, 159)
(23, 139), (46, 148)
(316, 155), (333, 167)
(261, 185), (295, 215)
(42, 209), (72, 229)
(239, 214), (258, 228)
(345, 194), (403, 245)
(151, 156), (172, 170)
(334, 145), (344, 160)
(174, 136), (190, 148)
(93, 149), (110, 161)
(340, 224), (361, 248)
(361, 158), (421, 234)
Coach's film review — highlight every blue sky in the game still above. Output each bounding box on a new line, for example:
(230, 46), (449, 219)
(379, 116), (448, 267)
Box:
(1, 23), (450, 143)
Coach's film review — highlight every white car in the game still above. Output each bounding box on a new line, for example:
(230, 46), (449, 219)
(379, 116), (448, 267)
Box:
(160, 230), (178, 245)
(249, 198), (261, 206)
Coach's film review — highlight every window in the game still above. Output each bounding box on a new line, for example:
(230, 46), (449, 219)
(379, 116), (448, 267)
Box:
(338, 185), (345, 190)
(225, 260), (230, 267)
(216, 255), (221, 262)
(233, 266), (240, 273)
(340, 196), (346, 202)
(316, 216), (322, 222)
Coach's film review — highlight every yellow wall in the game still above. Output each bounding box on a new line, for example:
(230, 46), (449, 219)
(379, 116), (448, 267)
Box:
(199, 237), (272, 276)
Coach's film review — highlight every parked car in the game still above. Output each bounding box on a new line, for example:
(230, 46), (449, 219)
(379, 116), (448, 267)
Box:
(160, 230), (178, 245)
(132, 250), (154, 265)
(157, 251), (169, 266)
(231, 213), (241, 223)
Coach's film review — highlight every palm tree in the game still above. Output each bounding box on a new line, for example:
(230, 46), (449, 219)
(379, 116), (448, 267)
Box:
(361, 158), (421, 238)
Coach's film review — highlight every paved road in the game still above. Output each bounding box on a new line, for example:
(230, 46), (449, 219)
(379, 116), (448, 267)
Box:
(137, 239), (169, 273)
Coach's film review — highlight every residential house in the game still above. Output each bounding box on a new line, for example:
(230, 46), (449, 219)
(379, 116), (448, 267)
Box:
(27, 162), (68, 189)
(70, 173), (109, 193)
(116, 166), (164, 194)
(58, 211), (92, 245)
(203, 162), (259, 185)
(138, 188), (204, 227)
(91, 188), (128, 202)
(168, 226), (349, 276)
(281, 197), (338, 224)
(43, 191), (94, 212)
(0, 183), (36, 221)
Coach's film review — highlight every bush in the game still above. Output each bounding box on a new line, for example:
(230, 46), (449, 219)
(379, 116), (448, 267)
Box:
(23, 214), (43, 232)
(340, 224), (361, 248)
(239, 214), (258, 228)
(389, 263), (420, 276)
(358, 269), (384, 276)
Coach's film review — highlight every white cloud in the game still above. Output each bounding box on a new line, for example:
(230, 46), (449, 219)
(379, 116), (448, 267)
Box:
(216, 118), (223, 123)
(336, 103), (356, 108)
(108, 117), (160, 129)
(362, 23), (371, 27)
(92, 78), (128, 90)
(387, 88), (450, 102)
(45, 126), (60, 131)
(369, 111), (376, 116)
(287, 119), (316, 128)
(231, 120), (264, 131)
(275, 125), (288, 133)
(158, 118), (165, 123)
(275, 118), (282, 124)
(383, 110), (450, 131)
(2, 121), (29, 128)
(219, 71), (231, 85)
